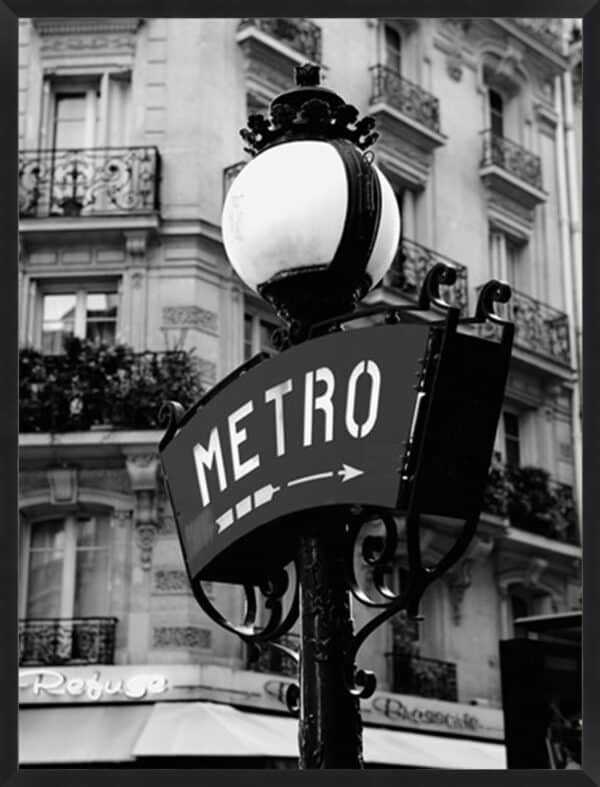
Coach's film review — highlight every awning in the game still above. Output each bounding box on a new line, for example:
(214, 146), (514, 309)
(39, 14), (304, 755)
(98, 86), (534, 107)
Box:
(134, 701), (506, 768)
(20, 701), (506, 767)
(20, 704), (153, 764)
(133, 701), (297, 758)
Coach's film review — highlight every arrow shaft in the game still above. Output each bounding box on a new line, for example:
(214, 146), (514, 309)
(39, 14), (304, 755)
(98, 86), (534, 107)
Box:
(288, 471), (334, 487)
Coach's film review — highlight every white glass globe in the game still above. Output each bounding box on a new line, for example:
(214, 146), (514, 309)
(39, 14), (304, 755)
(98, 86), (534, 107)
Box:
(222, 140), (400, 293)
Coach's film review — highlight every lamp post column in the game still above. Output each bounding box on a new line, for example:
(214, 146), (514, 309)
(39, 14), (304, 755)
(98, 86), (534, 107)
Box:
(298, 513), (363, 768)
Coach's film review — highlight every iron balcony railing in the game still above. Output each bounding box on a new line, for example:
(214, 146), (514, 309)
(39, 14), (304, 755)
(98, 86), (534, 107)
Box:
(370, 65), (442, 135)
(19, 146), (161, 219)
(387, 238), (469, 313)
(476, 285), (571, 365)
(391, 652), (458, 702)
(19, 617), (118, 666)
(238, 18), (322, 63)
(246, 633), (299, 677)
(480, 130), (543, 191)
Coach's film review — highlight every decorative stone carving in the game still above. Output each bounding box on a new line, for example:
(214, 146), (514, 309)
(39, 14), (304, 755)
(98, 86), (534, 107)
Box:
(161, 305), (218, 335)
(125, 453), (159, 571)
(125, 230), (148, 263)
(47, 465), (78, 505)
(445, 535), (494, 624)
(154, 569), (190, 593)
(436, 19), (472, 82)
(152, 626), (212, 649)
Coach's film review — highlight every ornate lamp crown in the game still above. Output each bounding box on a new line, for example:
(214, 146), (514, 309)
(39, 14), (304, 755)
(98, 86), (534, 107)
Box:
(240, 63), (379, 156)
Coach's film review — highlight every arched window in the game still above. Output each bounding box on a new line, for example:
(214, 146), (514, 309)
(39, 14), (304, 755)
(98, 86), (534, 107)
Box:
(384, 24), (402, 74)
(489, 88), (504, 137)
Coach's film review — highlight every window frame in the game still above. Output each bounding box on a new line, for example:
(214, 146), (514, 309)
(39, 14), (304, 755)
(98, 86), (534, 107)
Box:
(243, 304), (282, 362)
(28, 277), (122, 353)
(19, 512), (113, 621)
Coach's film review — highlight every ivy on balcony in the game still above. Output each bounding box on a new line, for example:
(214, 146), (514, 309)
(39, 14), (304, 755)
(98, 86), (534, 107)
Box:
(483, 453), (578, 544)
(19, 337), (203, 433)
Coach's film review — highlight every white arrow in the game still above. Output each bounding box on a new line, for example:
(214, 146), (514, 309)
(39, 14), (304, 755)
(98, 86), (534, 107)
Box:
(287, 464), (364, 487)
(337, 463), (364, 483)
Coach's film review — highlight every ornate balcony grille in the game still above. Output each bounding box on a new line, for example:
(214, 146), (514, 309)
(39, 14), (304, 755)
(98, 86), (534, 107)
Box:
(19, 340), (203, 433)
(370, 65), (441, 134)
(483, 458), (579, 545)
(19, 617), (118, 666)
(387, 238), (469, 313)
(19, 146), (161, 219)
(477, 286), (570, 365)
(480, 130), (543, 191)
(246, 633), (299, 677)
(238, 18), (322, 63)
(391, 652), (458, 702)
(511, 18), (564, 52)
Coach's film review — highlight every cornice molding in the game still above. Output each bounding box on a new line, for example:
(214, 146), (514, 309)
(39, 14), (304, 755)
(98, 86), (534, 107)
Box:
(33, 18), (142, 37)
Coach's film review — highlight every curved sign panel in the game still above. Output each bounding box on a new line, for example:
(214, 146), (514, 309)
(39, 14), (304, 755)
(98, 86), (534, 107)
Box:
(160, 323), (432, 584)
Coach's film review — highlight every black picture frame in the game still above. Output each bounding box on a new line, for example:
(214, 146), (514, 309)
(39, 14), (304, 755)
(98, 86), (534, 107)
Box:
(1, 1), (597, 785)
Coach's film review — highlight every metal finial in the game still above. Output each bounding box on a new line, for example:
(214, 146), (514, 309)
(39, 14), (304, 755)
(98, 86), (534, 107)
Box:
(295, 63), (320, 87)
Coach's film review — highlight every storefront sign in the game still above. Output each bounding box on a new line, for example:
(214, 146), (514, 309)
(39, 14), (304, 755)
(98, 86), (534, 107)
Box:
(160, 323), (431, 583)
(19, 668), (168, 702)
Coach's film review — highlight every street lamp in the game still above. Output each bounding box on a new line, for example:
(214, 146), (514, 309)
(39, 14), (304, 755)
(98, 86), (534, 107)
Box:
(160, 62), (514, 770)
(223, 64), (403, 767)
(222, 63), (400, 337)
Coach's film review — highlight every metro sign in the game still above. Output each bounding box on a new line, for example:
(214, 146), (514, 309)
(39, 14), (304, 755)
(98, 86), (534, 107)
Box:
(160, 322), (432, 584)
(160, 314), (512, 586)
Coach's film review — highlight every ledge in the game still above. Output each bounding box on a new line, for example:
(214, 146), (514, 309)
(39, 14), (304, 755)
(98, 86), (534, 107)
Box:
(480, 165), (548, 210)
(19, 214), (160, 236)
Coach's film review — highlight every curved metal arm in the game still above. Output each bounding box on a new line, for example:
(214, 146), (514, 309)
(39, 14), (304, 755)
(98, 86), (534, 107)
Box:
(475, 279), (512, 325)
(191, 560), (300, 646)
(158, 400), (185, 450)
(418, 262), (458, 313)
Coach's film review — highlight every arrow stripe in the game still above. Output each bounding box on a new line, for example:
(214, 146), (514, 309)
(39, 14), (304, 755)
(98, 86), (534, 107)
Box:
(287, 471), (334, 487)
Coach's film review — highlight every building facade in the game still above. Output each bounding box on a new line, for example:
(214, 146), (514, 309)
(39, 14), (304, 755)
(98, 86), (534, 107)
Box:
(18, 17), (582, 767)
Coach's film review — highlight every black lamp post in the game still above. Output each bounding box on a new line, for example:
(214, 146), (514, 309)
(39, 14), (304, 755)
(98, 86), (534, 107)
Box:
(222, 63), (401, 768)
(160, 63), (513, 770)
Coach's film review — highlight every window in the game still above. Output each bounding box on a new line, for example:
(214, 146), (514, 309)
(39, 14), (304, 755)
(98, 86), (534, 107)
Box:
(505, 239), (521, 287)
(42, 74), (131, 151)
(35, 281), (119, 353)
(489, 89), (504, 137)
(23, 515), (111, 619)
(503, 412), (521, 468)
(384, 24), (402, 73)
(244, 311), (279, 361)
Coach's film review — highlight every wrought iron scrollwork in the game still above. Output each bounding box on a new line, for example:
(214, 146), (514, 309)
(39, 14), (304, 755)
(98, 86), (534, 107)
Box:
(418, 261), (459, 312)
(19, 146), (160, 218)
(475, 279), (512, 325)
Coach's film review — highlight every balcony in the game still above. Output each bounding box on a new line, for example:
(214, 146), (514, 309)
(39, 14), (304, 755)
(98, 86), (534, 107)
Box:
(19, 339), (203, 433)
(19, 146), (161, 220)
(479, 131), (546, 210)
(246, 633), (299, 677)
(477, 286), (571, 367)
(483, 459), (578, 545)
(391, 652), (458, 702)
(236, 18), (322, 98)
(238, 18), (322, 63)
(386, 238), (469, 313)
(19, 617), (118, 666)
(498, 18), (564, 56)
